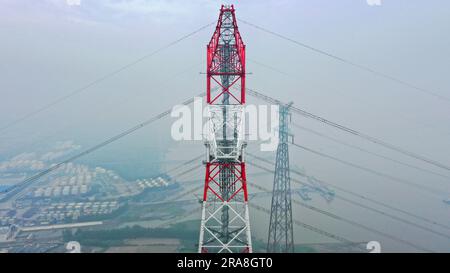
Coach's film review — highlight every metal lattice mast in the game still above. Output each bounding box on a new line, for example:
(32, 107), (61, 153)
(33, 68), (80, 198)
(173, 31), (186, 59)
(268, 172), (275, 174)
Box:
(198, 5), (252, 253)
(267, 103), (294, 252)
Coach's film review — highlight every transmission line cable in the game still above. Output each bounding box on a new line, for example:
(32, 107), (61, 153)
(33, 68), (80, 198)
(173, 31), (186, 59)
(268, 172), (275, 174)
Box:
(239, 19), (450, 102)
(246, 87), (450, 172)
(292, 123), (450, 180)
(248, 152), (450, 232)
(0, 22), (214, 135)
(3, 93), (203, 202)
(247, 155), (450, 241)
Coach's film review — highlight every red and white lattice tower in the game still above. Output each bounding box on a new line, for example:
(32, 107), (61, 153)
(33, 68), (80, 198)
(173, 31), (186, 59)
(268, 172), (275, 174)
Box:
(198, 5), (252, 253)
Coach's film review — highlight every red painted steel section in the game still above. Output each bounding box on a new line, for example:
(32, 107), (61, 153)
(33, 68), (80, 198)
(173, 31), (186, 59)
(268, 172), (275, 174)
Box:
(203, 162), (248, 202)
(206, 5), (246, 105)
(203, 4), (248, 205)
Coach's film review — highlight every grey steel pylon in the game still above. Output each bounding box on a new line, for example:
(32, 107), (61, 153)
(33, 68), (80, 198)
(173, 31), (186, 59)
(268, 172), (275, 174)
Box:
(267, 103), (294, 253)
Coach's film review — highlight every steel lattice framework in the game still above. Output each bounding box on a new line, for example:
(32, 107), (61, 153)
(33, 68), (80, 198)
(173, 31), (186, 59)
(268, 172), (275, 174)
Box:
(267, 103), (294, 252)
(198, 5), (252, 253)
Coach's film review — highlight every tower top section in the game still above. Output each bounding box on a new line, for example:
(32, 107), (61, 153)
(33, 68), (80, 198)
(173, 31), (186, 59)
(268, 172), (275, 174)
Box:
(206, 5), (246, 105)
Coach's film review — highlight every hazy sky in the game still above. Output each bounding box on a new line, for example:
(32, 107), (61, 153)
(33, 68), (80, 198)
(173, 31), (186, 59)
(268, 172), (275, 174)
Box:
(1, 0), (450, 251)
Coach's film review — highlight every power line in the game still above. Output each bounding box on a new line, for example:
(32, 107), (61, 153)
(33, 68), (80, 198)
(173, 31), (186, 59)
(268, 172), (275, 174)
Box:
(1, 93), (203, 203)
(156, 154), (204, 182)
(292, 123), (450, 181)
(239, 19), (450, 103)
(156, 206), (202, 229)
(290, 142), (447, 197)
(249, 203), (365, 251)
(0, 22), (214, 136)
(247, 157), (450, 244)
(245, 166), (431, 252)
(291, 198), (433, 252)
(5, 60), (206, 156)
(169, 184), (204, 204)
(136, 163), (204, 207)
(170, 164), (203, 183)
(246, 87), (450, 172)
(247, 58), (291, 77)
(247, 57), (450, 140)
(324, 190), (450, 241)
(251, 152), (450, 232)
